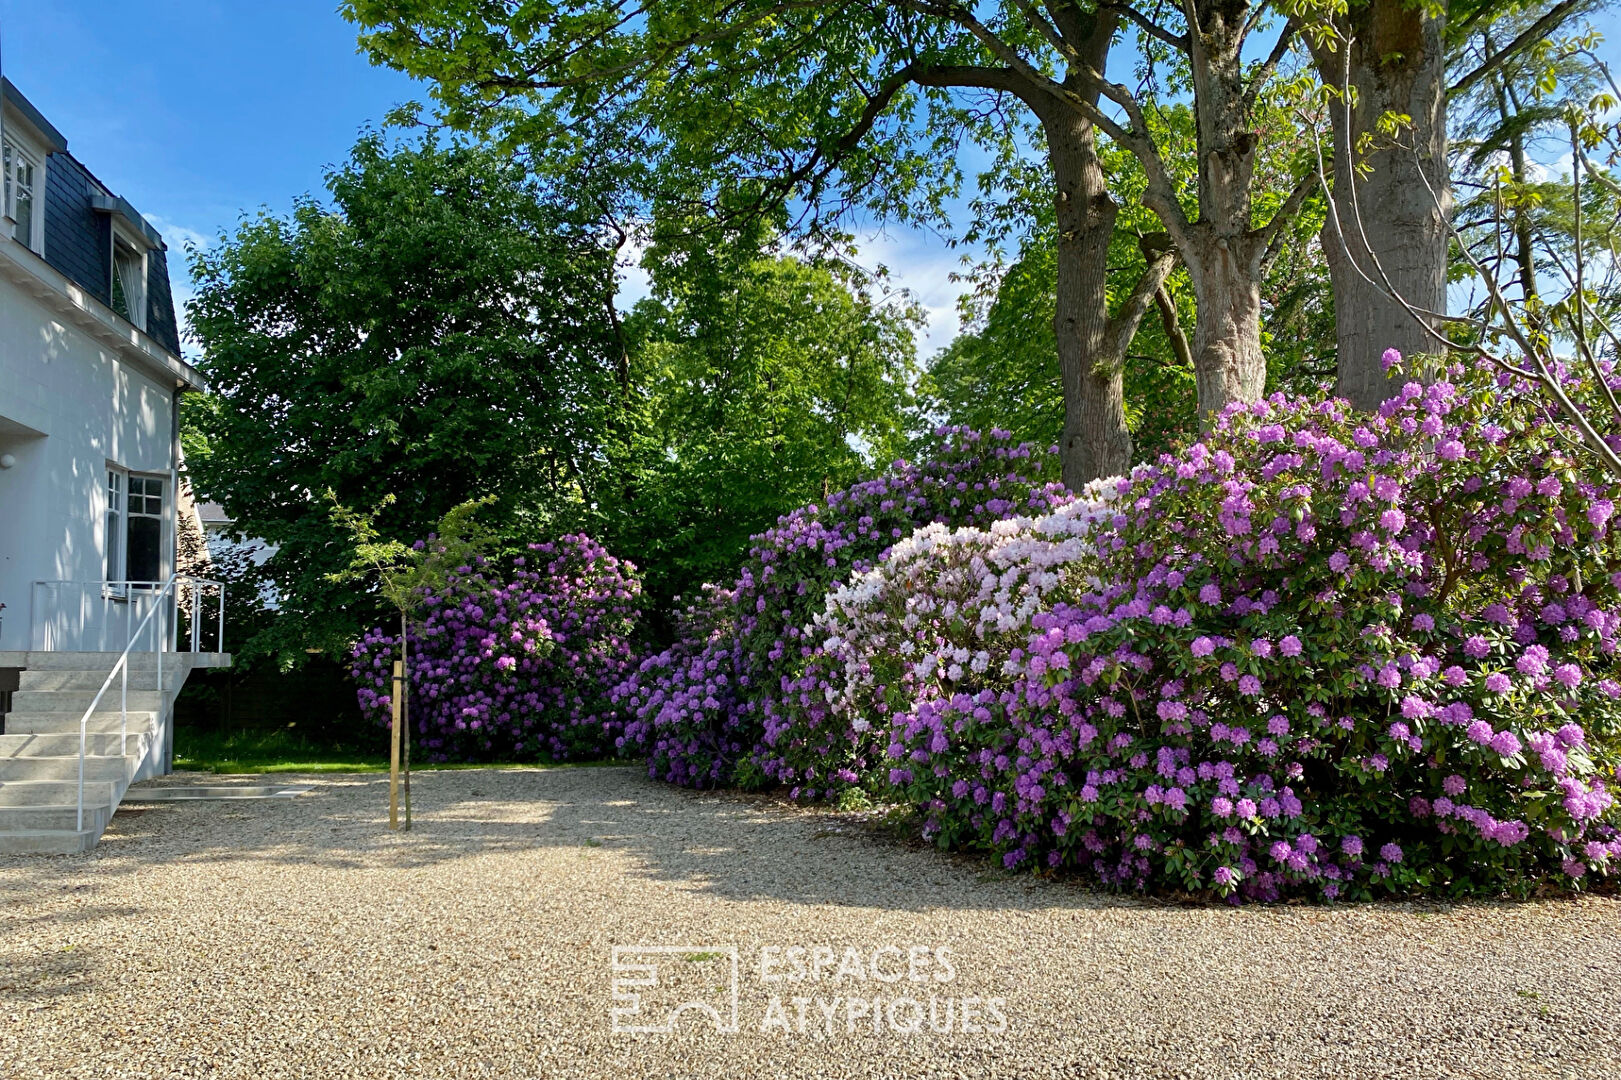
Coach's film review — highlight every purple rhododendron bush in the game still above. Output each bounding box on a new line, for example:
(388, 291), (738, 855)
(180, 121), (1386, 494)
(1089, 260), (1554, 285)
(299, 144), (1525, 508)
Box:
(352, 535), (642, 762)
(806, 359), (1621, 899)
(610, 428), (1072, 787)
(766, 493), (1124, 802)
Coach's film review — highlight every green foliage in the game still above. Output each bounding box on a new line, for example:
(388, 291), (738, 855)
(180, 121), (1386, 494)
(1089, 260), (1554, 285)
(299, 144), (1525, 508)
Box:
(184, 135), (621, 663)
(344, 1), (1028, 238)
(327, 494), (498, 619)
(596, 219), (920, 609)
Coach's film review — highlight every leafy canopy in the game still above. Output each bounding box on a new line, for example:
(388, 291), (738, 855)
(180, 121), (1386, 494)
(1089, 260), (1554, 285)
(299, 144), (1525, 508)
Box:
(597, 216), (920, 609)
(184, 134), (621, 661)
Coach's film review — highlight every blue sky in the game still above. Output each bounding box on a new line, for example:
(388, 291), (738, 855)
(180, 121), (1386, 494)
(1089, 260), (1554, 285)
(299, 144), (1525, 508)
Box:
(0, 1), (974, 354)
(0, 1), (419, 283)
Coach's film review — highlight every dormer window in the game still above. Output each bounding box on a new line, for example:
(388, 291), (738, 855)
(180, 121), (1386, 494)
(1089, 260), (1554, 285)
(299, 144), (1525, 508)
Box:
(2, 135), (42, 253)
(111, 228), (147, 331)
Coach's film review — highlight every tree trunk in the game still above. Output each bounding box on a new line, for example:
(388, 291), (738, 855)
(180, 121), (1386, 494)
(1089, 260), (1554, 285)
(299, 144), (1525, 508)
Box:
(1315, 1), (1449, 410)
(1185, 237), (1267, 417)
(1180, 3), (1269, 419)
(1048, 111), (1130, 487)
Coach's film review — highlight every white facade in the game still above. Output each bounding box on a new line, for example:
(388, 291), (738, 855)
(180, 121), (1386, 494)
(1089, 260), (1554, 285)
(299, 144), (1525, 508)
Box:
(0, 87), (205, 653)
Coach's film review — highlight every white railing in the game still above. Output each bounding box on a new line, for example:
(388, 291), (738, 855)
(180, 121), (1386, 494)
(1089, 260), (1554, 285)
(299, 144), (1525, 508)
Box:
(45, 576), (225, 834)
(30, 579), (226, 654)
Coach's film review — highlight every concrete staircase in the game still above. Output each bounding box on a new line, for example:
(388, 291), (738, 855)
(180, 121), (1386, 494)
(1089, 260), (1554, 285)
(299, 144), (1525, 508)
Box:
(0, 651), (230, 854)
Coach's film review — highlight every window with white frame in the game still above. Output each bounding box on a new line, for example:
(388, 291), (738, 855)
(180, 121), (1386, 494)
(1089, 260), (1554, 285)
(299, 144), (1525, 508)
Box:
(110, 229), (147, 330)
(105, 466), (165, 592)
(2, 135), (43, 253)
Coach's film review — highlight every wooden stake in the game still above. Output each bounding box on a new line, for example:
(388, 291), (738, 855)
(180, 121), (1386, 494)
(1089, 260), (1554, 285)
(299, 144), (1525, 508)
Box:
(402, 644), (412, 831)
(389, 660), (403, 830)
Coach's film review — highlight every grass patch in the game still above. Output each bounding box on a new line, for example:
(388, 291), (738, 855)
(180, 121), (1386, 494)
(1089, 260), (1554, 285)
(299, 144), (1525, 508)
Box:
(174, 726), (632, 775)
(175, 728), (387, 774)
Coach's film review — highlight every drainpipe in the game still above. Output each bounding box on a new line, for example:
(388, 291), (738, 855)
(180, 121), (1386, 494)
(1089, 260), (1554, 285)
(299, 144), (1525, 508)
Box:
(167, 383), (182, 772)
(1, 19), (13, 234)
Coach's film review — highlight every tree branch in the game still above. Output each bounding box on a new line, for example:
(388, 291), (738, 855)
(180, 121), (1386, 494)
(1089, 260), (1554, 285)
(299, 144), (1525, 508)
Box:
(1253, 168), (1320, 273)
(1107, 234), (1178, 360)
(1108, 2), (1189, 51)
(1449, 0), (1582, 98)
(1242, 22), (1297, 115)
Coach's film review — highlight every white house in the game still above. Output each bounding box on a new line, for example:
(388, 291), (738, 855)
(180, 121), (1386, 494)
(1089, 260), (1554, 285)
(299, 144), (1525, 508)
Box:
(0, 77), (228, 854)
(0, 77), (204, 650)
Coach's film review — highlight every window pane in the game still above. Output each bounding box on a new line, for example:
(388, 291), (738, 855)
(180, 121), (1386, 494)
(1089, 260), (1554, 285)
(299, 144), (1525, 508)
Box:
(126, 515), (160, 584)
(14, 190), (32, 250)
(106, 470), (126, 584)
(12, 155), (35, 252)
(105, 510), (120, 581)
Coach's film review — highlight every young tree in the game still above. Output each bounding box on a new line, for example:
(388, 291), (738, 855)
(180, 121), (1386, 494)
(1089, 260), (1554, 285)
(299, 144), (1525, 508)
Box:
(184, 135), (621, 659)
(329, 495), (499, 827)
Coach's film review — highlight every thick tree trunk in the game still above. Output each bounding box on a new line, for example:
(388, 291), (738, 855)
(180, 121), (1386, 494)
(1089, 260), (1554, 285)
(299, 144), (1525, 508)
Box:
(1049, 113), (1129, 487)
(1316, 2), (1449, 410)
(1185, 238), (1267, 417)
(1180, 2), (1270, 419)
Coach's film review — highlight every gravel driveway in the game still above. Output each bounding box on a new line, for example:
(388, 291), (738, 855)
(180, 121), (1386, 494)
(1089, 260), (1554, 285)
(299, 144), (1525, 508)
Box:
(1, 764), (1617, 1079)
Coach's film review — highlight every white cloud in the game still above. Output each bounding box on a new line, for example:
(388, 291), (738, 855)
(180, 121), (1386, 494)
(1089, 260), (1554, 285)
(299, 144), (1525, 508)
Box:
(144, 214), (213, 255)
(843, 226), (977, 359)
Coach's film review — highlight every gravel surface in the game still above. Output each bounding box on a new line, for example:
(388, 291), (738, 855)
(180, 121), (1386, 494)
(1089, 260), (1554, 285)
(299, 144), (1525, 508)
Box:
(1, 764), (1617, 1079)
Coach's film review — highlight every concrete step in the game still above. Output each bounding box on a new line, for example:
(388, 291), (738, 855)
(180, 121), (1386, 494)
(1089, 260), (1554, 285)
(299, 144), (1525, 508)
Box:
(0, 828), (102, 854)
(0, 647), (227, 855)
(0, 651), (174, 670)
(0, 731), (154, 758)
(3, 711), (158, 736)
(17, 667), (185, 692)
(0, 801), (115, 833)
(0, 755), (138, 783)
(9, 688), (167, 714)
(0, 779), (117, 806)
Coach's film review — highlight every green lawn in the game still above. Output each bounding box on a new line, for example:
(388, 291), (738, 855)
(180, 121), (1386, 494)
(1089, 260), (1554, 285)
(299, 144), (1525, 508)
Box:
(173, 727), (628, 774)
(174, 728), (390, 773)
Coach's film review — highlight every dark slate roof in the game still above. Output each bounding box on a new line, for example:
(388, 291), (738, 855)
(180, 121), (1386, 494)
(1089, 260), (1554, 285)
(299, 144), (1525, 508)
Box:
(2, 78), (183, 356)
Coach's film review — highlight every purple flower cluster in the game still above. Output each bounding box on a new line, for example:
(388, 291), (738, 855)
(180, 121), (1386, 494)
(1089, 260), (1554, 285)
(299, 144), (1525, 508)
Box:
(869, 359), (1621, 899)
(352, 535), (642, 762)
(610, 427), (1069, 788)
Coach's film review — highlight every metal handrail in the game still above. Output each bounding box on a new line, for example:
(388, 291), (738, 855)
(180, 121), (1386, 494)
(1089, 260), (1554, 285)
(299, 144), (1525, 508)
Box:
(31, 579), (226, 654)
(62, 575), (226, 834)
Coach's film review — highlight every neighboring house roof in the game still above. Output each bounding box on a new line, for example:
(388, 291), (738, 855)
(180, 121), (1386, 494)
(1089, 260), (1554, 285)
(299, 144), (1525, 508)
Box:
(197, 501), (232, 527)
(1, 78), (189, 367)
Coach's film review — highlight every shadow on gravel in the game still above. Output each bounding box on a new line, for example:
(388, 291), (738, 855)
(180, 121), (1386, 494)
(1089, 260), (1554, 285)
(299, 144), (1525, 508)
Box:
(0, 765), (1133, 915)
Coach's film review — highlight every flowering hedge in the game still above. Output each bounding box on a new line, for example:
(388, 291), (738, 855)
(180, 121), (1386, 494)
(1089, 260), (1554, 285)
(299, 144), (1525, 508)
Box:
(349, 358), (1621, 901)
(825, 359), (1621, 899)
(610, 427), (1071, 787)
(761, 491), (1122, 802)
(352, 534), (642, 762)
